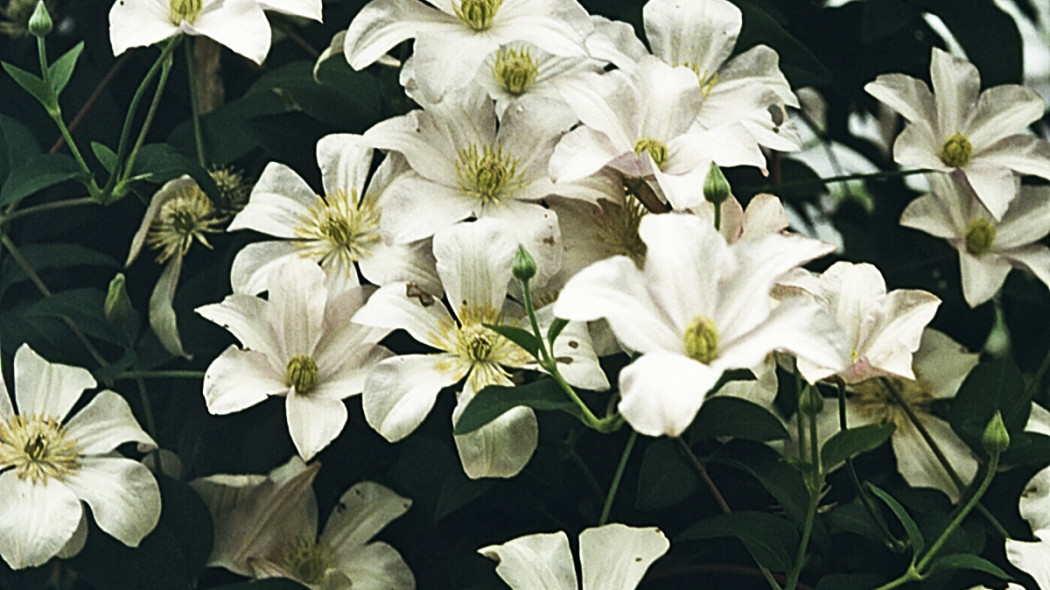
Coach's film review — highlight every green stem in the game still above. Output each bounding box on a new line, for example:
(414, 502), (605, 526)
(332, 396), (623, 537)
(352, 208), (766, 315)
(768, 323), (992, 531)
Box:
(117, 369), (205, 380)
(122, 47), (175, 184)
(713, 200), (722, 231)
(598, 430), (637, 525)
(747, 168), (931, 195)
(184, 37), (207, 169)
(784, 485), (820, 590)
(133, 373), (158, 440)
(1, 196), (96, 225)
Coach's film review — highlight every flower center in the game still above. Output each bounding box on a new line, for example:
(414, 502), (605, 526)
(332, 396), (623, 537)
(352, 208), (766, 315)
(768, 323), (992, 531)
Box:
(851, 377), (933, 432)
(286, 354), (319, 394)
(146, 182), (221, 264)
(454, 143), (528, 205)
(964, 218), (996, 255)
(634, 138), (668, 169)
(209, 166), (251, 214)
(493, 46), (538, 95)
(683, 315), (719, 364)
(280, 536), (334, 584)
(454, 0), (502, 31)
(593, 193), (647, 267)
(0, 414), (80, 484)
(676, 62), (719, 99)
(939, 132), (972, 168)
(169, 0), (202, 24)
(293, 189), (382, 276)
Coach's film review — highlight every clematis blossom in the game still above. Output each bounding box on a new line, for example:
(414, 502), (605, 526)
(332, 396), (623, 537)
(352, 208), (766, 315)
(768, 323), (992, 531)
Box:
(0, 345), (160, 569)
(865, 47), (1050, 219)
(478, 523), (669, 590)
(553, 213), (848, 437)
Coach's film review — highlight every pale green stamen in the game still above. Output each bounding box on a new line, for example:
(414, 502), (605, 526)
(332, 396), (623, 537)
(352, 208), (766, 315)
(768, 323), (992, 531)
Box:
(493, 46), (538, 95)
(454, 143), (528, 205)
(964, 218), (996, 255)
(0, 414), (81, 484)
(454, 0), (502, 31)
(286, 354), (319, 394)
(683, 316), (719, 364)
(634, 138), (668, 169)
(280, 537), (334, 584)
(169, 0), (202, 24)
(940, 132), (973, 168)
(293, 189), (383, 276)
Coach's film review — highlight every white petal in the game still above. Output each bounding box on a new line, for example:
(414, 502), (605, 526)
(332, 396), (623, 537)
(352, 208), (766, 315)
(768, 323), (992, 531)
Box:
(959, 252), (1011, 307)
(1006, 538), (1050, 590)
(352, 282), (452, 350)
(996, 185), (1050, 249)
(203, 347), (288, 415)
(286, 392), (347, 461)
(860, 289), (941, 379)
(478, 530), (577, 590)
(64, 390), (154, 454)
(580, 523), (669, 590)
(228, 162), (314, 236)
(62, 457), (161, 547)
(343, 0), (456, 70)
(108, 0), (178, 56)
(317, 133), (374, 197)
(149, 256), (192, 360)
(266, 257), (328, 359)
(333, 541), (416, 590)
(965, 85), (1046, 148)
(453, 403), (538, 479)
(638, 213), (724, 329)
(13, 344), (95, 421)
(1003, 245), (1050, 294)
(912, 329), (979, 400)
(929, 47), (980, 136)
(893, 418), (976, 503)
(196, 293), (281, 359)
(228, 241), (303, 296)
(189, 0), (272, 65)
(644, 0), (740, 78)
(322, 481), (412, 552)
(864, 73), (936, 126)
(258, 0), (322, 21)
(0, 473), (81, 569)
(434, 219), (516, 318)
(362, 355), (459, 442)
(549, 125), (624, 183)
(961, 163), (1018, 221)
(377, 174), (477, 243)
(618, 351), (719, 437)
(899, 192), (960, 240)
(1020, 466), (1050, 534)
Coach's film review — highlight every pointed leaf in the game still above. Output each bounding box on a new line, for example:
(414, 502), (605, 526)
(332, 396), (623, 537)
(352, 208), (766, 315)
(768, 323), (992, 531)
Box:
(0, 152), (85, 205)
(692, 396), (789, 441)
(2, 61), (51, 107)
(453, 378), (587, 434)
(635, 438), (700, 510)
(0, 113), (42, 183)
(677, 511), (799, 572)
(484, 323), (541, 358)
(949, 359), (1028, 454)
(91, 141), (118, 173)
(821, 423), (895, 473)
(547, 317), (569, 347)
(926, 553), (1009, 579)
(867, 482), (924, 556)
(49, 41), (84, 97)
(710, 440), (811, 525)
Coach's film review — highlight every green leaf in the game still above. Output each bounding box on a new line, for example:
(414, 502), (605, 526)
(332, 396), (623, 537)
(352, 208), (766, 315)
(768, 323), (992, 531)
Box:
(815, 574), (889, 590)
(2, 61), (51, 107)
(734, 1), (832, 87)
(0, 113), (42, 184)
(1002, 432), (1050, 465)
(923, 0), (1022, 85)
(692, 396), (789, 441)
(66, 475), (213, 590)
(949, 359), (1028, 454)
(678, 511), (799, 572)
(91, 141), (118, 173)
(22, 288), (125, 346)
(710, 440), (810, 525)
(0, 152), (85, 205)
(547, 317), (569, 347)
(821, 423), (895, 472)
(48, 41), (84, 97)
(132, 143), (217, 196)
(861, 0), (918, 42)
(635, 438), (700, 510)
(926, 553), (1009, 579)
(867, 482), (924, 556)
(0, 243), (118, 297)
(453, 378), (588, 435)
(483, 323), (541, 358)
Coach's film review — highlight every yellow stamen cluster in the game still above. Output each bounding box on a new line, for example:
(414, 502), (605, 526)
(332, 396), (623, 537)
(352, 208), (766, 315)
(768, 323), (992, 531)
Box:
(0, 414), (80, 484)
(146, 182), (222, 264)
(279, 536), (334, 584)
(683, 315), (719, 364)
(964, 218), (996, 256)
(493, 46), (539, 95)
(454, 143), (529, 205)
(940, 132), (973, 168)
(431, 304), (530, 391)
(209, 166), (252, 214)
(286, 354), (320, 394)
(454, 0), (502, 31)
(851, 377), (933, 433)
(293, 189), (382, 276)
(593, 194), (648, 267)
(633, 138), (668, 169)
(169, 0), (202, 24)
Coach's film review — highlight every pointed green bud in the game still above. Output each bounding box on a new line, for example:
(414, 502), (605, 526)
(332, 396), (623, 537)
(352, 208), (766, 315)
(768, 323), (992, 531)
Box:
(104, 273), (138, 343)
(28, 1), (51, 38)
(982, 411), (1010, 454)
(798, 384), (825, 417)
(512, 244), (537, 282)
(703, 162), (731, 206)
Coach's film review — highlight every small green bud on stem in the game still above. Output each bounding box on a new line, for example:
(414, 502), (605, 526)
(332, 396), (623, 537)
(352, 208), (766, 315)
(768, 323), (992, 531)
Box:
(512, 244), (537, 282)
(703, 162), (731, 206)
(28, 1), (51, 37)
(982, 411), (1010, 454)
(798, 384), (825, 417)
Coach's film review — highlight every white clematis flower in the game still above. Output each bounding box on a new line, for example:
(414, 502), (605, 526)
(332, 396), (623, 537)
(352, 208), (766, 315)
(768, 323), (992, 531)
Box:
(788, 261), (941, 384)
(553, 213), (847, 437)
(191, 456), (415, 589)
(478, 523), (669, 590)
(865, 47), (1050, 219)
(0, 345), (160, 569)
(900, 173), (1050, 307)
(342, 0), (593, 101)
(476, 41), (603, 119)
(1006, 465), (1050, 589)
(227, 134), (439, 296)
(196, 257), (391, 461)
(109, 0), (272, 64)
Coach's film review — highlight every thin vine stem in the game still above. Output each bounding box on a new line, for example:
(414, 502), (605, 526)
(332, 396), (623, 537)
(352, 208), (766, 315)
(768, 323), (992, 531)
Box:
(184, 37), (207, 169)
(598, 430), (637, 526)
(747, 168), (931, 194)
(1, 196), (96, 225)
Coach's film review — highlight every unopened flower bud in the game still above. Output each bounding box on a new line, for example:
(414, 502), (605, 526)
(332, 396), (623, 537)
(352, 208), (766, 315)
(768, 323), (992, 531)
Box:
(982, 411), (1010, 454)
(703, 162), (730, 206)
(104, 273), (138, 343)
(512, 244), (536, 282)
(798, 384), (824, 417)
(28, 1), (51, 38)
